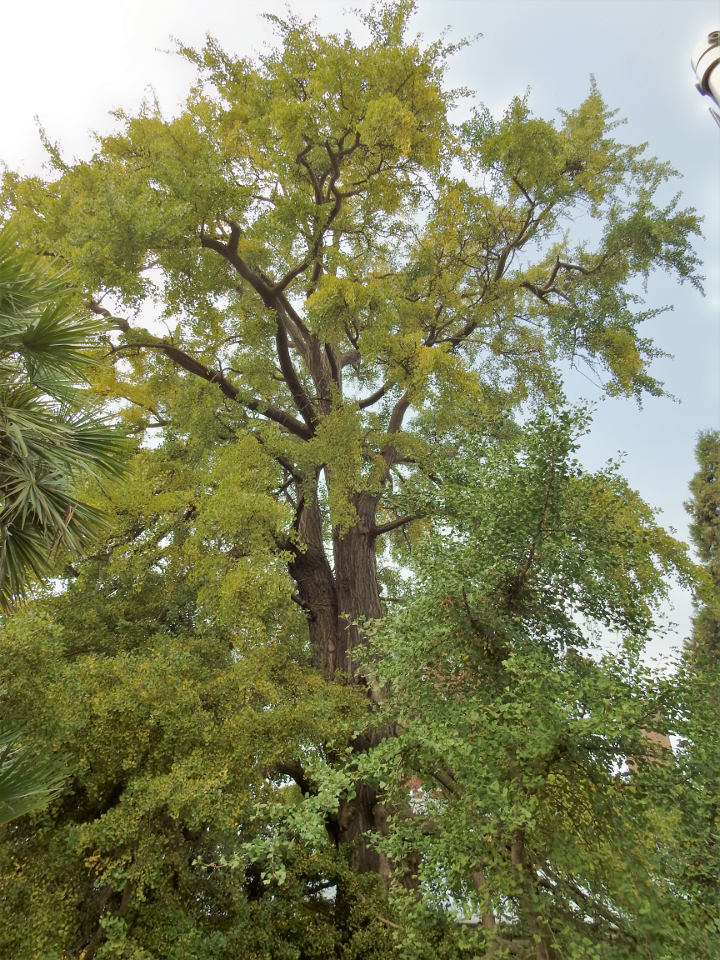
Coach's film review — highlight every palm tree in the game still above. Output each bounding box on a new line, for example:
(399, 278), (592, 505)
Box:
(0, 223), (129, 823)
(0, 223), (128, 607)
(0, 727), (66, 826)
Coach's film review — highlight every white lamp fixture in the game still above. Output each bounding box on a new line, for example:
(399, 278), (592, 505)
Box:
(692, 30), (720, 128)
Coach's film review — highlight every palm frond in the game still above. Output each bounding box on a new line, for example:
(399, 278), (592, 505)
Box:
(0, 222), (131, 609)
(0, 727), (67, 825)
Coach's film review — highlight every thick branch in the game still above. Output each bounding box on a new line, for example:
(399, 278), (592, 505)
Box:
(430, 767), (457, 795)
(276, 455), (304, 482)
(200, 222), (271, 303)
(297, 138), (323, 205)
(378, 391), (411, 481)
(275, 760), (312, 796)
(388, 391), (410, 435)
(273, 259), (311, 294)
(341, 348), (361, 369)
(325, 342), (341, 387)
(110, 340), (241, 402)
(245, 398), (314, 441)
(85, 298), (131, 333)
(358, 383), (388, 409)
(274, 317), (318, 429)
(200, 224), (318, 430)
(370, 514), (416, 537)
(111, 339), (312, 440)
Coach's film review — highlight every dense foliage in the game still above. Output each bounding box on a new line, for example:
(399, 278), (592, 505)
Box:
(0, 223), (128, 827)
(0, 423), (360, 958)
(0, 4), (714, 958)
(264, 409), (716, 959)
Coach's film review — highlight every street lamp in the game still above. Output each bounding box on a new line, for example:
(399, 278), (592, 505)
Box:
(692, 30), (720, 128)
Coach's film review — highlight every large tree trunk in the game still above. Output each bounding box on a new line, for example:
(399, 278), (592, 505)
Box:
(332, 492), (382, 685)
(289, 485), (382, 684)
(286, 480), (407, 879)
(286, 482), (339, 676)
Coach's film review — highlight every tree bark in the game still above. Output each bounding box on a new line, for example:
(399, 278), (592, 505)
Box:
(332, 492), (383, 685)
(511, 830), (552, 960)
(286, 482), (339, 676)
(288, 480), (383, 685)
(285, 478), (410, 881)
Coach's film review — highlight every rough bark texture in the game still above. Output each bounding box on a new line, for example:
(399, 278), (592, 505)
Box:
(285, 475), (407, 879)
(287, 483), (383, 683)
(333, 493), (383, 682)
(286, 485), (340, 676)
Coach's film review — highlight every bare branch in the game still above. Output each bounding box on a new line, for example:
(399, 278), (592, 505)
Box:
(358, 383), (388, 409)
(370, 514), (416, 537)
(85, 298), (131, 333)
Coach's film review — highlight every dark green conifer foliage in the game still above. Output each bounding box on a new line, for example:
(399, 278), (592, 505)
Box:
(669, 429), (720, 940)
(685, 429), (720, 663)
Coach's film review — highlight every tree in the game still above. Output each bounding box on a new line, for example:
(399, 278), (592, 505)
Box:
(0, 222), (129, 831)
(685, 429), (720, 663)
(1, 405), (710, 959)
(1, 0), (702, 877)
(0, 223), (127, 608)
(0, 429), (440, 959)
(260, 407), (712, 959)
(666, 429), (720, 948)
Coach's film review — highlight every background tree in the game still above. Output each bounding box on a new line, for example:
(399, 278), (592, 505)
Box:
(265, 407), (710, 960)
(666, 428), (720, 952)
(0, 0), (702, 882)
(684, 429), (720, 663)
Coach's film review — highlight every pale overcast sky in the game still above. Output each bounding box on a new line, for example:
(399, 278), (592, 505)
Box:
(1, 0), (718, 653)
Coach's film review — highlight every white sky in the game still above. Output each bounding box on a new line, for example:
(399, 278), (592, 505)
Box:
(1, 0), (718, 654)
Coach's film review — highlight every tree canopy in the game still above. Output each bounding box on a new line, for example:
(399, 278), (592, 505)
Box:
(0, 4), (714, 958)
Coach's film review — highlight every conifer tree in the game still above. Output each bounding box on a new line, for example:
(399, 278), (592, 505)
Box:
(685, 429), (720, 663)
